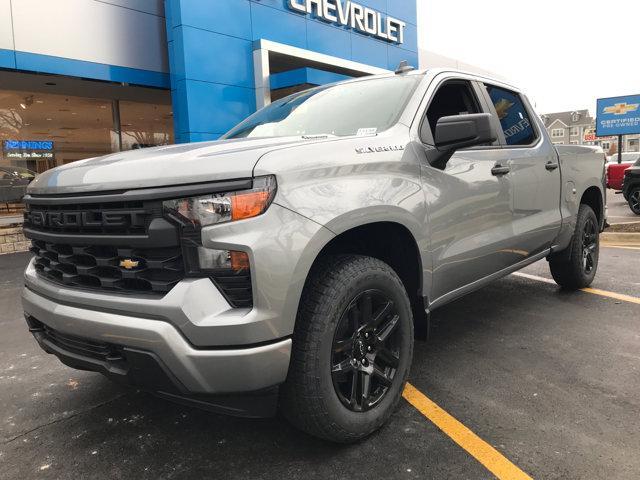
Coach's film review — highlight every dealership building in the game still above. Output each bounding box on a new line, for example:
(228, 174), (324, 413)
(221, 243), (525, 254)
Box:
(0, 0), (418, 174)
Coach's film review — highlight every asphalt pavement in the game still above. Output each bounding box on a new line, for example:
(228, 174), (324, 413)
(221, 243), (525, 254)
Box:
(607, 189), (638, 224)
(1, 247), (639, 479)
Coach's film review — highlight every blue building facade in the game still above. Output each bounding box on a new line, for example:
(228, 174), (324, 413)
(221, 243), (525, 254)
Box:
(165, 0), (418, 142)
(0, 0), (418, 173)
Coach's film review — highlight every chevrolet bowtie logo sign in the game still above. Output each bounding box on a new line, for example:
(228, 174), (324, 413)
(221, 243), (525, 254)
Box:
(603, 102), (639, 115)
(119, 259), (140, 270)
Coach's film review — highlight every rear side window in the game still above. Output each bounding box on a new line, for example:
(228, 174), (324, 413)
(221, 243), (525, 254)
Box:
(485, 85), (538, 146)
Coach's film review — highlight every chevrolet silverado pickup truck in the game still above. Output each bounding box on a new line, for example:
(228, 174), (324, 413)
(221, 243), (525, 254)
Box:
(21, 68), (606, 443)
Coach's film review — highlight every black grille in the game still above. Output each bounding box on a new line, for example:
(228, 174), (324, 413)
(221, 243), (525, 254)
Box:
(210, 269), (253, 308)
(24, 201), (156, 236)
(31, 240), (183, 294)
(28, 317), (120, 362)
(24, 191), (253, 308)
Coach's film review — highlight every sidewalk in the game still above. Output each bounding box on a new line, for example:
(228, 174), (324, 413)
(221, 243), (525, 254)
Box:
(0, 215), (23, 227)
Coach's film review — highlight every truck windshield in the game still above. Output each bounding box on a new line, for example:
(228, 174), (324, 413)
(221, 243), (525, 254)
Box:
(223, 75), (423, 139)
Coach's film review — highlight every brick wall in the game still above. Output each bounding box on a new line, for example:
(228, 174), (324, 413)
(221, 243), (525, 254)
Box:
(0, 225), (30, 254)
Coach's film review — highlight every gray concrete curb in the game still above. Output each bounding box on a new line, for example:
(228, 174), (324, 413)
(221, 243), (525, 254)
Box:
(601, 231), (640, 243)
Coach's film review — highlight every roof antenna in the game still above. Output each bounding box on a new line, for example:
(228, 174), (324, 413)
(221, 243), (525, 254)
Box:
(395, 60), (415, 74)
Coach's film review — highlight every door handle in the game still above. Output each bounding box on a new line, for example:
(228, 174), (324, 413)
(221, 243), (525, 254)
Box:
(545, 161), (559, 171)
(491, 164), (510, 176)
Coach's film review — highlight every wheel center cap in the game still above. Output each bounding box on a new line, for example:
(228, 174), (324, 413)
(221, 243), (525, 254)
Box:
(353, 338), (367, 359)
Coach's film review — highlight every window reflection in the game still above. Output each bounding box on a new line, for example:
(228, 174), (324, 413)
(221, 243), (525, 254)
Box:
(120, 101), (174, 150)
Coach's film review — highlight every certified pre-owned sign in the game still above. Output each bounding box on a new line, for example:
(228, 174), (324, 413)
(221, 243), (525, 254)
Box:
(288, 0), (406, 44)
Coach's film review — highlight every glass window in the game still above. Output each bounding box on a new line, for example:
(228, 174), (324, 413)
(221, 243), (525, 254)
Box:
(570, 126), (580, 136)
(485, 85), (538, 146)
(425, 81), (482, 135)
(119, 101), (174, 151)
(0, 90), (174, 175)
(551, 128), (564, 138)
(0, 90), (116, 173)
(223, 75), (423, 139)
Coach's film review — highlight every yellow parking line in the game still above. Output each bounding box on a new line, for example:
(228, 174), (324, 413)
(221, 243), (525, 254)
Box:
(581, 287), (640, 304)
(403, 383), (532, 480)
(512, 272), (640, 305)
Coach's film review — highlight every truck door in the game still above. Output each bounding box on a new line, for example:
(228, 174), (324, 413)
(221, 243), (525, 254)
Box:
(480, 84), (562, 259)
(418, 77), (520, 303)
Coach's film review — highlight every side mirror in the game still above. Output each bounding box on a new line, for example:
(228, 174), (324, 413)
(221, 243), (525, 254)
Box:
(422, 113), (497, 168)
(434, 113), (497, 151)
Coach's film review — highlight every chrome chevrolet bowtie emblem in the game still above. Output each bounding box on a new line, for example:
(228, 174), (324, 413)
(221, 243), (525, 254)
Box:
(119, 259), (139, 270)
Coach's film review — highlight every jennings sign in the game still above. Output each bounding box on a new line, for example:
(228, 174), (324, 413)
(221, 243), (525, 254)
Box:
(3, 140), (54, 160)
(596, 95), (640, 136)
(288, 0), (406, 44)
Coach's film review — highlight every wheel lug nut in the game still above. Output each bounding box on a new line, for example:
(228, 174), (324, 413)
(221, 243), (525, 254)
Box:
(367, 346), (372, 352)
(364, 332), (369, 338)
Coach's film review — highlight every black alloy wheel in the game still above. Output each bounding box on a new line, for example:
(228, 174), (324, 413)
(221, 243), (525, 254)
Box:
(581, 217), (598, 274)
(331, 289), (401, 412)
(629, 188), (640, 214)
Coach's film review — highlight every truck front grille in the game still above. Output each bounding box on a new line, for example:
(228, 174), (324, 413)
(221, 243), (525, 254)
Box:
(23, 201), (154, 236)
(31, 240), (184, 294)
(24, 188), (254, 307)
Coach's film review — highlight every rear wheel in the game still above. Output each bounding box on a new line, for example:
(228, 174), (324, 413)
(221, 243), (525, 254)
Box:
(549, 204), (599, 289)
(628, 187), (640, 215)
(280, 255), (413, 443)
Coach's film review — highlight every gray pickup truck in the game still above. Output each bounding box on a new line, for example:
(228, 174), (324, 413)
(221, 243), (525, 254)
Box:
(21, 68), (606, 443)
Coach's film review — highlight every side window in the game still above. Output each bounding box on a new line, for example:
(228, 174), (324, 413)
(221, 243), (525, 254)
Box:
(485, 85), (538, 146)
(426, 81), (482, 135)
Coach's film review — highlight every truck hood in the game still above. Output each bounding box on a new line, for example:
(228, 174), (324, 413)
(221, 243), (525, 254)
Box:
(27, 136), (320, 195)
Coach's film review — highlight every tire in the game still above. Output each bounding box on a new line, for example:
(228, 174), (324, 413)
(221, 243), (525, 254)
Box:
(280, 255), (414, 443)
(549, 204), (599, 289)
(628, 186), (640, 215)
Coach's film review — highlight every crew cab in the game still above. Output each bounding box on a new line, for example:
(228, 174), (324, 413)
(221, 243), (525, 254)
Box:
(21, 68), (606, 443)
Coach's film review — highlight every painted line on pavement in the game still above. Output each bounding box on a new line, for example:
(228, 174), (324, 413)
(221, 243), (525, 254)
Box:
(512, 272), (640, 305)
(403, 383), (532, 480)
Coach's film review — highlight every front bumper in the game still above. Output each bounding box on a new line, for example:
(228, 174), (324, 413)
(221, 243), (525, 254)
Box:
(22, 285), (291, 395)
(21, 202), (334, 414)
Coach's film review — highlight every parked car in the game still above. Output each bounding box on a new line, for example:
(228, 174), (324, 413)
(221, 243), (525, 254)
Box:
(21, 69), (606, 443)
(606, 153), (640, 191)
(0, 166), (36, 204)
(622, 158), (640, 214)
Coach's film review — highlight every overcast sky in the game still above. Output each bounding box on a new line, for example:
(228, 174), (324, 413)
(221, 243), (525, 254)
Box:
(418, 0), (640, 115)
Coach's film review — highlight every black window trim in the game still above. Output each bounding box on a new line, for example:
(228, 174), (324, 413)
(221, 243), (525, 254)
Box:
(418, 77), (501, 150)
(481, 82), (542, 150)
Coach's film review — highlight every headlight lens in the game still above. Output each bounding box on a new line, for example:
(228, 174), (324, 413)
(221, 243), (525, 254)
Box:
(162, 175), (276, 227)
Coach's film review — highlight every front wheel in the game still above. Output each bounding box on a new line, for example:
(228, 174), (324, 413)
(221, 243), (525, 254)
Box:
(549, 204), (600, 289)
(628, 187), (640, 215)
(280, 255), (414, 443)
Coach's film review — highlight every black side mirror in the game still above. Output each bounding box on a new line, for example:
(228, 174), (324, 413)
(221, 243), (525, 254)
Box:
(434, 113), (496, 150)
(422, 113), (497, 168)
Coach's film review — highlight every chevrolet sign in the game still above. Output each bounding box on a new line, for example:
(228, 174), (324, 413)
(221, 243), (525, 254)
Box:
(288, 0), (406, 44)
(596, 94), (640, 137)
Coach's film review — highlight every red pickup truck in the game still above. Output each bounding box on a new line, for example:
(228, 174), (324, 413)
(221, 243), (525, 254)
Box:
(607, 153), (640, 190)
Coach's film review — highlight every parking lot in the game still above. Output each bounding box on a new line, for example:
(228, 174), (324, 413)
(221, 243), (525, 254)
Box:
(1, 244), (639, 480)
(607, 189), (638, 225)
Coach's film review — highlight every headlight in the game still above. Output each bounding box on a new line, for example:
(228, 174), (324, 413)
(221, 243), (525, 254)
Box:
(162, 175), (277, 227)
